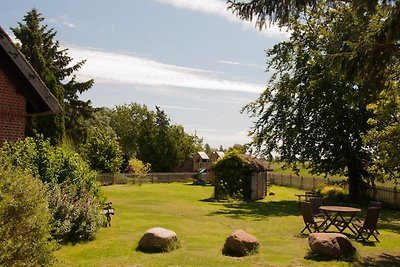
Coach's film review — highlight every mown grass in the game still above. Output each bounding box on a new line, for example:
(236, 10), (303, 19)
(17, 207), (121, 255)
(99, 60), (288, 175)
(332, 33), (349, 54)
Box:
(55, 183), (400, 266)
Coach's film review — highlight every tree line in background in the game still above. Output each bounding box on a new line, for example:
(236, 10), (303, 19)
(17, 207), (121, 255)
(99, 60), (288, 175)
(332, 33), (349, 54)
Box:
(230, 0), (400, 202)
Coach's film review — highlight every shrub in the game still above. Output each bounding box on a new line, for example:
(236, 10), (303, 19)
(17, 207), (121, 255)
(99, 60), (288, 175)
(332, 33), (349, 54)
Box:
(212, 150), (253, 201)
(47, 184), (103, 243)
(0, 136), (102, 198)
(319, 186), (348, 204)
(82, 127), (123, 173)
(126, 158), (151, 183)
(0, 136), (104, 243)
(0, 167), (55, 266)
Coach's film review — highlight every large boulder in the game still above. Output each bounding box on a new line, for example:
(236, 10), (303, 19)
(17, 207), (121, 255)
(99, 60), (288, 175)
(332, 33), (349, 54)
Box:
(308, 233), (356, 258)
(222, 229), (260, 257)
(137, 227), (179, 253)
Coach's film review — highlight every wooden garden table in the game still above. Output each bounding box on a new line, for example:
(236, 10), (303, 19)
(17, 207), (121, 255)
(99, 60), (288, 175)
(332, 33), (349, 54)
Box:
(319, 205), (361, 235)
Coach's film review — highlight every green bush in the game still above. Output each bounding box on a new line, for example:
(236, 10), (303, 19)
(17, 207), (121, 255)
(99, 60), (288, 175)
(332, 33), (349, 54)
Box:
(47, 184), (103, 243)
(212, 150), (252, 201)
(0, 136), (104, 243)
(82, 127), (123, 173)
(319, 186), (348, 204)
(0, 136), (101, 198)
(0, 167), (55, 266)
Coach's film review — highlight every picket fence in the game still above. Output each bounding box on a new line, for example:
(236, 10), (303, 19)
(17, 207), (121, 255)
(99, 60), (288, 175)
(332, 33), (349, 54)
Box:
(267, 172), (400, 209)
(97, 172), (197, 185)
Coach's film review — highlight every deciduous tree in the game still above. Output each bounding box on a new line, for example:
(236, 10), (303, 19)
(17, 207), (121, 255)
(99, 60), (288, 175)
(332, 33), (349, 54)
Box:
(243, 2), (382, 202)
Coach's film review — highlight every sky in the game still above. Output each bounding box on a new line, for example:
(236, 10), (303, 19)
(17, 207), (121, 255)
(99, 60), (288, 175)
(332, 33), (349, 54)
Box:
(1, 0), (289, 148)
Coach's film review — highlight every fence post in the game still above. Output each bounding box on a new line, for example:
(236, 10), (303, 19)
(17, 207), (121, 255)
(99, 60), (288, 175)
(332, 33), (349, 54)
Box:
(394, 187), (398, 209)
(327, 177), (330, 185)
(301, 176), (304, 189)
(313, 177), (316, 191)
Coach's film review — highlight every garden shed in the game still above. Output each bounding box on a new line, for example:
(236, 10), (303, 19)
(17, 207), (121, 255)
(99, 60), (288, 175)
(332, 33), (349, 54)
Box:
(193, 151), (210, 171)
(242, 154), (273, 200)
(0, 26), (62, 145)
(212, 151), (272, 201)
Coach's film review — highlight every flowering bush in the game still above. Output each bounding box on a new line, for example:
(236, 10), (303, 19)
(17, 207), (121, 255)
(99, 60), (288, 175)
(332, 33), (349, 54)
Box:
(319, 186), (348, 204)
(47, 184), (103, 243)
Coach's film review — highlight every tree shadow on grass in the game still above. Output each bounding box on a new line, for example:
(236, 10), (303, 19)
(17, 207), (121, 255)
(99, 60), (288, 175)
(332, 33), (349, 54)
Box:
(376, 209), (400, 233)
(354, 253), (400, 267)
(205, 200), (300, 219)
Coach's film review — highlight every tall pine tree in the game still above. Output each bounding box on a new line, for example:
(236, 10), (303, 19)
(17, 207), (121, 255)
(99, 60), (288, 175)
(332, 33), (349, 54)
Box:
(12, 9), (94, 145)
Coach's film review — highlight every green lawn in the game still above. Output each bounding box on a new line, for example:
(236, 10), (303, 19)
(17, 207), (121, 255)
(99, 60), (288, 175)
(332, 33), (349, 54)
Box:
(55, 183), (400, 266)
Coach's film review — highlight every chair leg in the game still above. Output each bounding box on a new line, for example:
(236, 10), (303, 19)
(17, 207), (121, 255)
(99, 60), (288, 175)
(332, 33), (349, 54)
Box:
(367, 230), (380, 242)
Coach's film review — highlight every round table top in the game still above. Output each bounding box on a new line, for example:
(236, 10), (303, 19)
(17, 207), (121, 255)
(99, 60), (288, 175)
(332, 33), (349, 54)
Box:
(319, 205), (361, 213)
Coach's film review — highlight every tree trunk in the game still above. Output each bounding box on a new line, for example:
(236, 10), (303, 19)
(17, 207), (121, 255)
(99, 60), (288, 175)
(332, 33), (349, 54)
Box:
(347, 161), (361, 203)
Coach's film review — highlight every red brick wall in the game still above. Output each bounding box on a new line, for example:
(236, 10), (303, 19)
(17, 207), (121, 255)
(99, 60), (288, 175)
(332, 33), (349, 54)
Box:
(0, 67), (26, 145)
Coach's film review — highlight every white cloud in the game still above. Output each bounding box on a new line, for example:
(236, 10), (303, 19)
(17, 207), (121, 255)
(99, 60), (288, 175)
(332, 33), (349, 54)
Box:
(156, 0), (290, 39)
(218, 60), (265, 70)
(49, 15), (77, 28)
(68, 46), (265, 94)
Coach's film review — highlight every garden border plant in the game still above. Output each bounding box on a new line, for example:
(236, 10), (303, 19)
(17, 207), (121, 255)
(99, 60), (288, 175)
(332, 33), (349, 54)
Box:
(0, 166), (56, 266)
(0, 136), (105, 243)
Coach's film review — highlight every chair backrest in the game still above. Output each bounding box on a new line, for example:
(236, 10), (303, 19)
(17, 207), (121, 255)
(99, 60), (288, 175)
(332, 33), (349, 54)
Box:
(301, 202), (315, 224)
(369, 201), (382, 208)
(310, 197), (324, 216)
(363, 207), (381, 230)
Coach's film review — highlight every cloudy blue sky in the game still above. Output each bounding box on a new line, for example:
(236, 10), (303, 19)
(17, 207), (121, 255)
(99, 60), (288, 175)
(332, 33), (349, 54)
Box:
(1, 0), (289, 148)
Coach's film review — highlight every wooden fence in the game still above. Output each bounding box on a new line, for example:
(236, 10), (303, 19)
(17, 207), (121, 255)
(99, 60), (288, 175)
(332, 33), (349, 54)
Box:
(97, 172), (199, 185)
(267, 172), (400, 209)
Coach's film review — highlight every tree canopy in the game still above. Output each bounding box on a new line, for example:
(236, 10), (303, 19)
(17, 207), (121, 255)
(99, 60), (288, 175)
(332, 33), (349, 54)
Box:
(110, 103), (203, 172)
(241, 1), (399, 201)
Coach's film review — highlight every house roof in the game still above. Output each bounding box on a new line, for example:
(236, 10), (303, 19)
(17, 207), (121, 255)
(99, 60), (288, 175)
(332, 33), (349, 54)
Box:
(0, 26), (62, 115)
(213, 151), (225, 158)
(197, 151), (209, 160)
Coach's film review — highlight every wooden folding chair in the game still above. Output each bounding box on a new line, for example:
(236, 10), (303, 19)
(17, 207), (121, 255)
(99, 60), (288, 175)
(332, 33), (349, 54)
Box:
(310, 197), (325, 219)
(300, 202), (324, 234)
(352, 207), (381, 242)
(369, 201), (382, 234)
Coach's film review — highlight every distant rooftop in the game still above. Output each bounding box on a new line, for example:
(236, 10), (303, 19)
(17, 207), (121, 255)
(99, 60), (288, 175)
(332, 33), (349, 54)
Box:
(197, 151), (209, 160)
(214, 151), (225, 158)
